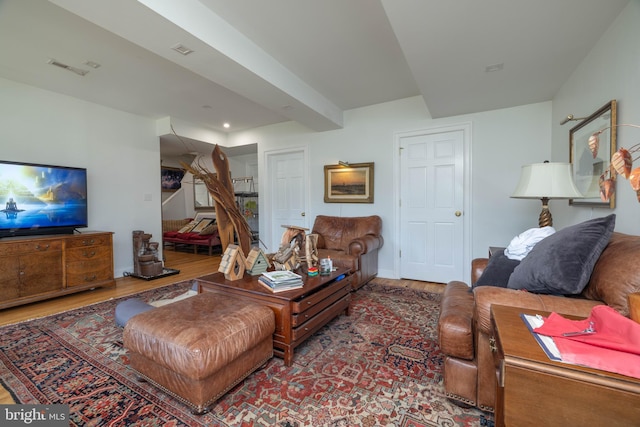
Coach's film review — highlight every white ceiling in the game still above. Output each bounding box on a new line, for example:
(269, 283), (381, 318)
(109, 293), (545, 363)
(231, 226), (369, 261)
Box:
(0, 0), (630, 156)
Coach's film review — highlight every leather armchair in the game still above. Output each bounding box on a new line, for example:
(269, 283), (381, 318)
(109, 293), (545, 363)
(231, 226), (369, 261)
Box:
(437, 232), (640, 413)
(311, 215), (384, 290)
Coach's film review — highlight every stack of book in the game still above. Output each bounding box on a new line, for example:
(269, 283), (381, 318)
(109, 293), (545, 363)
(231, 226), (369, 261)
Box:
(258, 270), (304, 292)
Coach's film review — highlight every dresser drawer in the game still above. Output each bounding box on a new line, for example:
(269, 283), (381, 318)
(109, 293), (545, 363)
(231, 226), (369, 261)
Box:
(0, 239), (62, 256)
(66, 245), (112, 262)
(66, 258), (113, 286)
(66, 234), (111, 248)
(490, 314), (504, 369)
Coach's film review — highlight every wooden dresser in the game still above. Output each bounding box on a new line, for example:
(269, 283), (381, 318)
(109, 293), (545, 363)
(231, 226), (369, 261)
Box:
(0, 231), (115, 310)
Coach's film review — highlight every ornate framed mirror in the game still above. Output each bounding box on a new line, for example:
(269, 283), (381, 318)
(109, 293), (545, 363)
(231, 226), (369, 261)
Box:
(569, 100), (617, 208)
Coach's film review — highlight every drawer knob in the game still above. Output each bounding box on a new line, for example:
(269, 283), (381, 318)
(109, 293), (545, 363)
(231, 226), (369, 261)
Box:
(35, 244), (50, 251)
(83, 251), (96, 258)
(84, 275), (97, 282)
(489, 336), (497, 353)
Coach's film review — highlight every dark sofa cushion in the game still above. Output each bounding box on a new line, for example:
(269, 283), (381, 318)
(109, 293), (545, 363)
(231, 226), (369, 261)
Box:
(507, 214), (616, 295)
(473, 250), (520, 288)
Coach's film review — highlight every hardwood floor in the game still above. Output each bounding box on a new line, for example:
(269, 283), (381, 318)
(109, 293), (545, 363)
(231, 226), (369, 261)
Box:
(0, 249), (444, 404)
(0, 250), (221, 327)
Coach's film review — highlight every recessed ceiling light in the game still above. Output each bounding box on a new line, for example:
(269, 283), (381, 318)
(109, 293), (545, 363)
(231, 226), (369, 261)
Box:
(47, 59), (88, 76)
(485, 63), (504, 72)
(84, 60), (101, 69)
(172, 43), (194, 56)
(223, 123), (230, 129)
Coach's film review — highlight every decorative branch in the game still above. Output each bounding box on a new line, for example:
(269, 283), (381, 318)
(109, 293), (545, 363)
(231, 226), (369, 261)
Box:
(183, 146), (253, 255)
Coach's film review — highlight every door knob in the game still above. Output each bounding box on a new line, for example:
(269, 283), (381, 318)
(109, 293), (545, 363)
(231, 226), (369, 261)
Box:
(301, 212), (306, 217)
(455, 211), (462, 217)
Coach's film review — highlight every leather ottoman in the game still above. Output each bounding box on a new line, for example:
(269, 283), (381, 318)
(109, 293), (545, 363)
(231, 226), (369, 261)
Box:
(123, 292), (275, 414)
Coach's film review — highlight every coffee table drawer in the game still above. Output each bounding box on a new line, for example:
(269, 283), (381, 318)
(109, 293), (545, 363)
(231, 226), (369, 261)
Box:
(292, 275), (352, 314)
(292, 284), (350, 327)
(292, 294), (351, 342)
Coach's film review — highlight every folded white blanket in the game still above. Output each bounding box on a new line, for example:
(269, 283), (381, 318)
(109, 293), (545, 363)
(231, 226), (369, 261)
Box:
(505, 226), (555, 260)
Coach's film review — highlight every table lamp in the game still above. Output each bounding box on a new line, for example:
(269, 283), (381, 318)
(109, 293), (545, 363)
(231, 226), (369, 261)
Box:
(511, 161), (583, 227)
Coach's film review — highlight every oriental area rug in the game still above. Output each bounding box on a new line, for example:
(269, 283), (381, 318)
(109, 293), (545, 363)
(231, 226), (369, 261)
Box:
(0, 280), (491, 426)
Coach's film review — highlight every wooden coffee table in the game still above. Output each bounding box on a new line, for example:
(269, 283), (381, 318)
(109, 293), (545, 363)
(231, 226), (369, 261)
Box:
(195, 268), (353, 366)
(490, 304), (640, 427)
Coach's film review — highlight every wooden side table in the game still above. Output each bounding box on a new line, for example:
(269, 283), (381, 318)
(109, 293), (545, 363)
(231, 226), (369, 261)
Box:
(490, 304), (640, 427)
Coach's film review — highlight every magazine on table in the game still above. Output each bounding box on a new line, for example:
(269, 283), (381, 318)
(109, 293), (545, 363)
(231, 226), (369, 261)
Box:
(261, 270), (302, 283)
(257, 277), (303, 293)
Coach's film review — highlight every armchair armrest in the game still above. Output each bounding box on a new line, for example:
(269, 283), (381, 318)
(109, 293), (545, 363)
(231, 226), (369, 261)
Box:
(348, 234), (384, 257)
(471, 258), (489, 284)
(439, 281), (475, 360)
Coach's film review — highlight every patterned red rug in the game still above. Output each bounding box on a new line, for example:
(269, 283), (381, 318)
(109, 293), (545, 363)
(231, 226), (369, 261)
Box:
(0, 281), (490, 426)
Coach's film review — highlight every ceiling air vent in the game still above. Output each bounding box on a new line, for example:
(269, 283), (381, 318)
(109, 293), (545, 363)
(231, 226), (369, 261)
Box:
(172, 43), (194, 56)
(47, 59), (88, 76)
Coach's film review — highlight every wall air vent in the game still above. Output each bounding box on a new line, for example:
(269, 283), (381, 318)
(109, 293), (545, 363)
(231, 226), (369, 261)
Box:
(47, 59), (88, 76)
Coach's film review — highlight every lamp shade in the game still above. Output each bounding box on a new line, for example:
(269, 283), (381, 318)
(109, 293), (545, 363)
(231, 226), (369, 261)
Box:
(512, 162), (583, 199)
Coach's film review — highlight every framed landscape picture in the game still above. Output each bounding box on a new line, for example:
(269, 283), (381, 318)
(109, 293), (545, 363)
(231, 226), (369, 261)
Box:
(324, 162), (374, 203)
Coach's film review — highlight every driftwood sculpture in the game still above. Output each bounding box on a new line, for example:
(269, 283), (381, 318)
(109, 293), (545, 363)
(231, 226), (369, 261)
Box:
(184, 145), (253, 255)
(272, 225), (318, 270)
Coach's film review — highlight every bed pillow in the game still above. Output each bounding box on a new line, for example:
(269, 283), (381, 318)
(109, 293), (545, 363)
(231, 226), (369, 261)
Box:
(473, 250), (520, 288)
(507, 214), (616, 295)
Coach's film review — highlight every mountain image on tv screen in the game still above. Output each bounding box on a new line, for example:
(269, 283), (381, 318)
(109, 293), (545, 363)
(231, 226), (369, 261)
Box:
(0, 161), (88, 232)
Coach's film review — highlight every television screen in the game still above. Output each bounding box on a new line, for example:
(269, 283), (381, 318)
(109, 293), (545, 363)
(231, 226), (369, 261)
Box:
(0, 160), (88, 237)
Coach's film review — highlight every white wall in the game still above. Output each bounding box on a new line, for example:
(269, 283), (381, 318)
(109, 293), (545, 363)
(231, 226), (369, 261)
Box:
(229, 96), (552, 280)
(552, 0), (640, 234)
(15, 3), (636, 282)
(0, 77), (162, 277)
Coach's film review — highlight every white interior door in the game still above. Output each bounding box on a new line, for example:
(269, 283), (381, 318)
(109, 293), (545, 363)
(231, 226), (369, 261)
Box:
(266, 149), (307, 251)
(400, 129), (465, 283)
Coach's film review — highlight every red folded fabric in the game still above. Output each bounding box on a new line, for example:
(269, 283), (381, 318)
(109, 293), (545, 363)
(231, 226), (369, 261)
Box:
(533, 305), (640, 379)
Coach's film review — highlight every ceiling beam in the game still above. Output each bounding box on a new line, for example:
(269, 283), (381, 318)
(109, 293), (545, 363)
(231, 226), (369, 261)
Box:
(50, 0), (343, 131)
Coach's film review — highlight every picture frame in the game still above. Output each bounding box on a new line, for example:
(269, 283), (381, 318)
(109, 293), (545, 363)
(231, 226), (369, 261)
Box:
(324, 162), (374, 203)
(569, 100), (617, 208)
(160, 166), (185, 192)
(191, 218), (214, 233)
(193, 178), (214, 210)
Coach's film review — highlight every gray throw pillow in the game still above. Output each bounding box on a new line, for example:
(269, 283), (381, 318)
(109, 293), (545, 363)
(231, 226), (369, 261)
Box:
(507, 214), (615, 295)
(473, 250), (520, 288)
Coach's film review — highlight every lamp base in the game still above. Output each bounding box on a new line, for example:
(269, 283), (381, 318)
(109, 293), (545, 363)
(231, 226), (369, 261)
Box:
(538, 198), (552, 227)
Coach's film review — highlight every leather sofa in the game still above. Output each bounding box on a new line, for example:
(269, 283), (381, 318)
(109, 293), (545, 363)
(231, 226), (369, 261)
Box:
(311, 215), (384, 290)
(437, 231), (640, 413)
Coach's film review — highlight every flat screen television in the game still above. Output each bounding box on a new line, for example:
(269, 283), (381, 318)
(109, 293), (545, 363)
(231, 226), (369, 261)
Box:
(0, 160), (88, 238)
